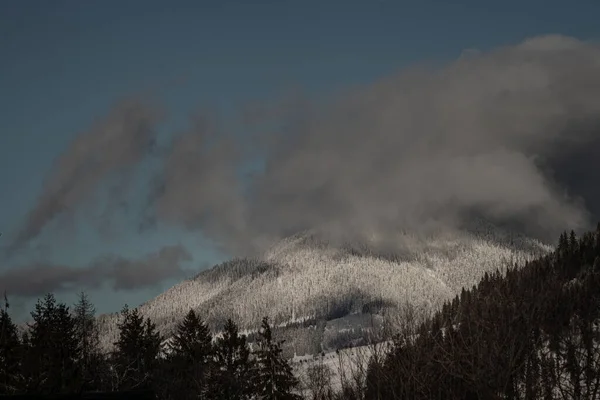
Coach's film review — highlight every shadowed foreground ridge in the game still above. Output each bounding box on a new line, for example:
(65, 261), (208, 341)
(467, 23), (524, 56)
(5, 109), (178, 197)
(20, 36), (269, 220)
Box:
(364, 224), (600, 400)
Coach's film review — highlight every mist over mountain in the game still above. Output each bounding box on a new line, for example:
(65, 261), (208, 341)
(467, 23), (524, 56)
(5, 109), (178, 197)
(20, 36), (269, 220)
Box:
(147, 34), (600, 257)
(5, 35), (600, 266)
(79, 35), (600, 356)
(96, 220), (550, 356)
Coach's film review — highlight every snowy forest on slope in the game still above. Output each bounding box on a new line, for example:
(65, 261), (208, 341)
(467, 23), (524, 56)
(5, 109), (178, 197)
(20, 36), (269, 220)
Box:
(96, 221), (550, 355)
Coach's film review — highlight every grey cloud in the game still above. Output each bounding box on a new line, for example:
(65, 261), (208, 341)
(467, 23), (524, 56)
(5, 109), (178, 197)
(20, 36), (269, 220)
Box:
(151, 35), (600, 253)
(92, 245), (192, 291)
(6, 99), (164, 257)
(150, 115), (259, 254)
(0, 245), (191, 298)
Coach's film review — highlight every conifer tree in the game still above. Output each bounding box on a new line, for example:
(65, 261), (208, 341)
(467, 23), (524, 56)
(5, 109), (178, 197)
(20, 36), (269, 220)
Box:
(170, 309), (213, 363)
(210, 318), (255, 400)
(254, 317), (301, 400)
(73, 291), (103, 390)
(113, 305), (162, 391)
(73, 292), (102, 389)
(0, 294), (22, 395)
(167, 308), (214, 399)
(22, 293), (80, 394)
(142, 318), (162, 371)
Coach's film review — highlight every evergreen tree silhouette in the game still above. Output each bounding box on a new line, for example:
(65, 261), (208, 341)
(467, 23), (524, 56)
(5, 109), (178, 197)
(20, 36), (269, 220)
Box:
(113, 305), (162, 391)
(210, 318), (255, 400)
(0, 294), (22, 395)
(22, 293), (80, 394)
(167, 308), (214, 399)
(254, 317), (301, 400)
(73, 291), (103, 391)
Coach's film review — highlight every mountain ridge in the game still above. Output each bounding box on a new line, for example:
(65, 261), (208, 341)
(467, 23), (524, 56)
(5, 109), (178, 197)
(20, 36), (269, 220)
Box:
(97, 222), (551, 355)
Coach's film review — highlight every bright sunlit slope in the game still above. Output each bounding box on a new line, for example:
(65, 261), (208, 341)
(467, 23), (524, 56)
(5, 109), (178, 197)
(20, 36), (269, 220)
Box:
(97, 220), (550, 354)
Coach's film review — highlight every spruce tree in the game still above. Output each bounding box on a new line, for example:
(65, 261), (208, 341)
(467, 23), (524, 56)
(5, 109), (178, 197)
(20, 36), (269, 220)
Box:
(170, 309), (213, 362)
(167, 309), (214, 399)
(113, 305), (162, 391)
(73, 292), (103, 391)
(210, 318), (255, 400)
(22, 293), (80, 394)
(254, 317), (300, 400)
(142, 317), (162, 385)
(0, 294), (22, 395)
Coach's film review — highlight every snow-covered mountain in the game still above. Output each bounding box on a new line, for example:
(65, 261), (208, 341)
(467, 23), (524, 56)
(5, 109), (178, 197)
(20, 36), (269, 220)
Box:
(97, 221), (551, 355)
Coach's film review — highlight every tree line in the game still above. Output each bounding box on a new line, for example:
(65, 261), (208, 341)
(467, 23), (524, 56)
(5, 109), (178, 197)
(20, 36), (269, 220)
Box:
(0, 292), (301, 399)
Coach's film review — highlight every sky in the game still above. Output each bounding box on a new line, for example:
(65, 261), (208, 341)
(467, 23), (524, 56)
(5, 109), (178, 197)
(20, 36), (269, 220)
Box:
(1, 0), (600, 321)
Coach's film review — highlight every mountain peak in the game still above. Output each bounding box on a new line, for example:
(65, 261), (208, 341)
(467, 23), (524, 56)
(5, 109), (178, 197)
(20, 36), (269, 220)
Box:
(97, 224), (550, 355)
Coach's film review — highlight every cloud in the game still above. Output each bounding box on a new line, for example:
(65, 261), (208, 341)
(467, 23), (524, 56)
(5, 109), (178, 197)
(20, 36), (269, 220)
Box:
(149, 34), (600, 253)
(5, 98), (164, 257)
(6, 33), (600, 272)
(0, 245), (191, 298)
(149, 114), (259, 253)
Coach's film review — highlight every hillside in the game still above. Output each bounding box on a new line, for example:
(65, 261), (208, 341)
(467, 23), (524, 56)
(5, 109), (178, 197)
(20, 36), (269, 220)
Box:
(97, 222), (550, 354)
(364, 227), (600, 399)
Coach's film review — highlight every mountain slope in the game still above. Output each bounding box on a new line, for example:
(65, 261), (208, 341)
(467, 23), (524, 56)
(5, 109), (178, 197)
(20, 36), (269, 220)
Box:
(97, 224), (551, 354)
(363, 227), (600, 399)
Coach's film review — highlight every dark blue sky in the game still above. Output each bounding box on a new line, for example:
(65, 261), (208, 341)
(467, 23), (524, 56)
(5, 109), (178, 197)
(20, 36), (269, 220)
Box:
(1, 0), (599, 317)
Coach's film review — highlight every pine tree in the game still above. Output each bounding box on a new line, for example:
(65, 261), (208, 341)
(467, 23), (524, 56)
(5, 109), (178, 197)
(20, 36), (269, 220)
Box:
(167, 309), (214, 399)
(142, 317), (162, 388)
(210, 318), (255, 400)
(113, 305), (162, 391)
(558, 232), (568, 257)
(254, 317), (301, 400)
(73, 291), (102, 391)
(170, 309), (213, 363)
(0, 294), (22, 395)
(22, 293), (80, 394)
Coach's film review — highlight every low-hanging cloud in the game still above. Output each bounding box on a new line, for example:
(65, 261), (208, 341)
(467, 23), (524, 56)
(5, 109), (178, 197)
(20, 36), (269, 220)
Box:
(6, 99), (164, 257)
(149, 34), (600, 254)
(0, 245), (191, 298)
(6, 33), (600, 277)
